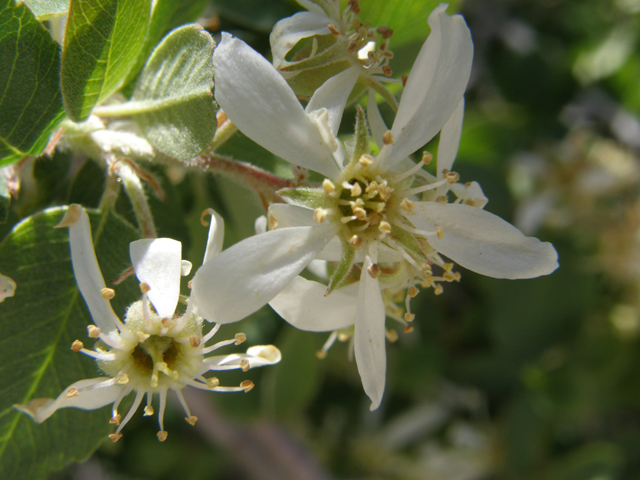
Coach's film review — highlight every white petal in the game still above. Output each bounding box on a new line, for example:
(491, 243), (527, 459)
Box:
(213, 33), (341, 178)
(436, 97), (465, 177)
(202, 208), (225, 265)
(270, 11), (331, 68)
(295, 0), (327, 15)
(306, 67), (360, 137)
(181, 260), (193, 276)
(0, 273), (16, 302)
(130, 238), (182, 319)
(367, 88), (389, 149)
(66, 206), (121, 333)
(406, 202), (559, 279)
(191, 225), (335, 324)
(14, 378), (124, 423)
(354, 255), (386, 411)
(378, 6), (473, 167)
(269, 276), (358, 331)
(204, 345), (282, 369)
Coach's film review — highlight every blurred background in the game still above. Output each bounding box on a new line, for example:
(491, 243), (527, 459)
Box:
(11, 0), (640, 478)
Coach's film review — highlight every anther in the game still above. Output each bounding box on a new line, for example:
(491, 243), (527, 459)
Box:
(367, 263), (381, 279)
(327, 24), (340, 35)
(454, 272), (461, 282)
(382, 65), (392, 77)
(436, 227), (445, 239)
(87, 325), (101, 338)
(185, 416), (198, 426)
(157, 431), (168, 442)
(116, 374), (129, 384)
(422, 151), (433, 165)
(400, 198), (415, 212)
(207, 377), (220, 388)
(386, 330), (398, 342)
(382, 131), (394, 145)
(144, 406), (154, 416)
(407, 287), (419, 298)
(240, 359), (250, 372)
(338, 333), (351, 342)
(349, 235), (363, 247)
(235, 333), (246, 345)
(351, 182), (362, 197)
(322, 179), (336, 194)
(313, 208), (328, 223)
(66, 387), (79, 398)
(443, 263), (454, 272)
(464, 199), (476, 207)
(348, 0), (360, 14)
(434, 284), (443, 295)
(109, 433), (123, 443)
(402, 75), (408, 87)
(377, 25), (393, 39)
(352, 207), (367, 220)
(404, 312), (415, 322)
(110, 414), (121, 425)
(404, 325), (414, 334)
(101, 288), (115, 300)
(446, 171), (460, 184)
(71, 340), (83, 352)
(140, 282), (151, 294)
(378, 221), (391, 234)
(241, 380), (254, 393)
(137, 331), (150, 342)
(436, 196), (448, 204)
(443, 272), (456, 282)
(359, 154), (373, 166)
(316, 350), (327, 359)
(189, 335), (201, 348)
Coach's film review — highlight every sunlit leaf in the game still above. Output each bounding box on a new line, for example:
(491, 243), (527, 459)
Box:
(0, 0), (65, 167)
(21, 0), (69, 20)
(61, 0), (151, 121)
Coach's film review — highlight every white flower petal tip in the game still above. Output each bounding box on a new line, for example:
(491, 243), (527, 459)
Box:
(246, 345), (282, 366)
(54, 204), (82, 228)
(0, 273), (16, 302)
(130, 238), (183, 319)
(201, 208), (225, 264)
(181, 260), (193, 276)
(407, 202), (559, 279)
(14, 378), (123, 423)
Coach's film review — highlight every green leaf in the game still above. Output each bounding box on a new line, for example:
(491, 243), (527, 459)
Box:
(0, 0), (65, 167)
(61, 0), (151, 122)
(359, 0), (460, 49)
(128, 24), (216, 161)
(0, 206), (140, 480)
(21, 0), (70, 20)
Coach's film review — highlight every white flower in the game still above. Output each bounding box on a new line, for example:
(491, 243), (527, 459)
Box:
(14, 205), (281, 442)
(270, 0), (398, 104)
(193, 6), (557, 410)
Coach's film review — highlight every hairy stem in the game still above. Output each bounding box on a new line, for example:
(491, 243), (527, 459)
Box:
(114, 161), (157, 238)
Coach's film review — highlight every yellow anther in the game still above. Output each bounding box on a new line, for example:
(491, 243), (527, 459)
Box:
(436, 196), (448, 204)
(434, 284), (444, 295)
(454, 272), (461, 282)
(349, 235), (363, 247)
(367, 263), (381, 279)
(66, 387), (79, 398)
(144, 406), (154, 416)
(443, 272), (456, 282)
(235, 333), (246, 345)
(404, 312), (415, 322)
(316, 350), (327, 359)
(446, 171), (460, 184)
(404, 325), (415, 334)
(156, 362), (168, 373)
(71, 340), (83, 352)
(313, 208), (328, 223)
(386, 330), (399, 342)
(382, 131), (394, 145)
(157, 431), (168, 442)
(353, 206), (367, 220)
(378, 221), (391, 234)
(365, 181), (379, 194)
(240, 359), (250, 372)
(186, 416), (198, 426)
(241, 380), (254, 393)
(100, 288), (115, 300)
(327, 23), (340, 35)
(407, 287), (419, 298)
(110, 414), (121, 425)
(382, 65), (392, 77)
(189, 335), (201, 348)
(422, 152), (433, 165)
(87, 325), (101, 338)
(338, 333), (351, 342)
(436, 227), (445, 239)
(359, 154), (373, 166)
(400, 198), (415, 212)
(443, 263), (454, 272)
(464, 199), (476, 207)
(140, 282), (151, 294)
(109, 433), (123, 443)
(322, 179), (336, 194)
(116, 374), (129, 384)
(351, 182), (362, 197)
(207, 377), (220, 388)
(422, 277), (434, 288)
(137, 331), (150, 343)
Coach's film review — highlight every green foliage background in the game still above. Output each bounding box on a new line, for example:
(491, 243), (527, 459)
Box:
(1, 0), (640, 479)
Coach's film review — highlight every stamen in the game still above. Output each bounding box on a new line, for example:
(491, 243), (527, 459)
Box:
(202, 323), (221, 344)
(241, 380), (254, 392)
(235, 333), (246, 345)
(77, 348), (117, 362)
(157, 389), (168, 437)
(328, 24), (340, 35)
(175, 389), (194, 421)
(402, 178), (448, 197)
(382, 131), (394, 145)
(378, 221), (391, 234)
(359, 154), (373, 166)
(400, 198), (414, 212)
(314, 208), (328, 223)
(317, 331), (338, 359)
(115, 390), (144, 435)
(367, 263), (381, 279)
(386, 329), (398, 342)
(87, 325), (101, 338)
(71, 340), (83, 352)
(322, 179), (336, 194)
(390, 158), (426, 183)
(109, 433), (123, 442)
(349, 235), (363, 247)
(157, 431), (168, 442)
(101, 288), (115, 300)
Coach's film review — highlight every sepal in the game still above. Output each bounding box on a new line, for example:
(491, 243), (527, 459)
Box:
(278, 187), (327, 209)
